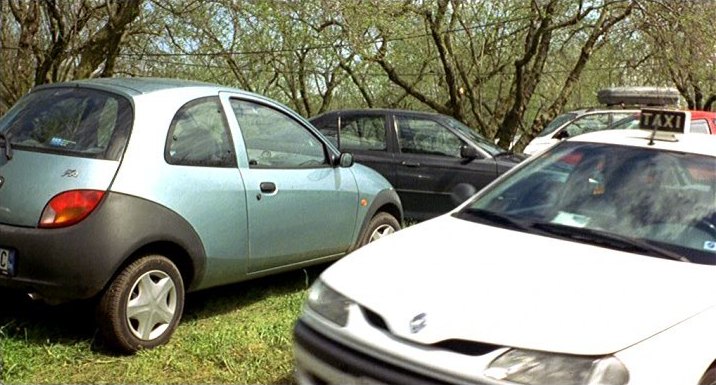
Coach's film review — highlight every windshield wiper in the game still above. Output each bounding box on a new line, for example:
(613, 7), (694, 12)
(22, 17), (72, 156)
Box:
(0, 133), (12, 160)
(455, 208), (534, 232)
(531, 222), (690, 262)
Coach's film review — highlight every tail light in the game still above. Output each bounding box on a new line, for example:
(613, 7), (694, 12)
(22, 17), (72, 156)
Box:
(39, 190), (105, 228)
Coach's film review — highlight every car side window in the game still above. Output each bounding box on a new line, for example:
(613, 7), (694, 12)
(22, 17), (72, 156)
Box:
(563, 114), (611, 137)
(396, 116), (462, 157)
(230, 99), (327, 168)
(312, 116), (339, 147)
(166, 97), (235, 167)
(610, 112), (634, 124)
(339, 115), (387, 151)
(690, 119), (710, 134)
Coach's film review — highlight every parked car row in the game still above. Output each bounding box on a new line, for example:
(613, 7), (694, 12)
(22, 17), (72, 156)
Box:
(4, 77), (716, 385)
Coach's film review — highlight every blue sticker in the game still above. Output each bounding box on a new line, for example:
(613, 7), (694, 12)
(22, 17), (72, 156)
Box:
(704, 241), (716, 252)
(48, 137), (75, 148)
(49, 137), (64, 147)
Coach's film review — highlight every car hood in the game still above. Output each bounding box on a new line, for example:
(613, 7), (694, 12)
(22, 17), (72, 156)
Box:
(320, 215), (716, 355)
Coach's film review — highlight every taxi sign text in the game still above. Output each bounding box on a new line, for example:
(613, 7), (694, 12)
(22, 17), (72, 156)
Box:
(639, 109), (687, 133)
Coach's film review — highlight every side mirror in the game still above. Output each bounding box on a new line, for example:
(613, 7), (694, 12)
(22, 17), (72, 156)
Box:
(338, 152), (354, 168)
(555, 130), (570, 140)
(460, 145), (480, 159)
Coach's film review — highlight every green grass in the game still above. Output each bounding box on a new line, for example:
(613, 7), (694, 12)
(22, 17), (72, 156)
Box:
(0, 264), (329, 384)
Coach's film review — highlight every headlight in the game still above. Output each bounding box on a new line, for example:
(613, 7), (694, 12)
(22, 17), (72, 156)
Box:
(484, 349), (629, 385)
(306, 279), (353, 327)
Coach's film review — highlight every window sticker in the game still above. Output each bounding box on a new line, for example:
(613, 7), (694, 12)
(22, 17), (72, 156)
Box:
(49, 137), (76, 148)
(704, 241), (716, 252)
(551, 211), (590, 228)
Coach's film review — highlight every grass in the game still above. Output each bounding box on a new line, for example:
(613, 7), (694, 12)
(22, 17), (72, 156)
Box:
(0, 264), (329, 384)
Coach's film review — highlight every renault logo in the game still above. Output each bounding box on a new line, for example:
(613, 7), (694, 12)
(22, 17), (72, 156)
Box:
(409, 313), (427, 334)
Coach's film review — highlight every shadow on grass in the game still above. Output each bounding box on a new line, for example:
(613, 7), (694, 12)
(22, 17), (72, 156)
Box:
(0, 262), (331, 355)
(182, 262), (330, 321)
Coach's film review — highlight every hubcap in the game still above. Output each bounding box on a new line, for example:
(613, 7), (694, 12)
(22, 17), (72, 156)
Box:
(126, 270), (177, 340)
(369, 224), (395, 242)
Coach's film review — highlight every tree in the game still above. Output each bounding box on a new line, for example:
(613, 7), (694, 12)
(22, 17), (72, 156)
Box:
(495, 0), (636, 150)
(637, 0), (716, 111)
(0, 0), (143, 114)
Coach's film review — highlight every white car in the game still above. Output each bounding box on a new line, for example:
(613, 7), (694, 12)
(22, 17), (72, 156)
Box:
(523, 87), (681, 156)
(293, 127), (716, 385)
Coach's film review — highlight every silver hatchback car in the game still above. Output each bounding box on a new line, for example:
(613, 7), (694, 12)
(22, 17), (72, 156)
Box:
(0, 77), (402, 353)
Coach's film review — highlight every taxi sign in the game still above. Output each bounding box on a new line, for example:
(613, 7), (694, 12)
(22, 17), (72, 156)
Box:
(639, 109), (690, 133)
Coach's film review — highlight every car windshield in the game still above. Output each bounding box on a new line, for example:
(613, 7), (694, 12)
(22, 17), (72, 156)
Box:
(455, 141), (716, 264)
(537, 112), (579, 137)
(609, 114), (641, 130)
(0, 87), (132, 160)
(441, 116), (506, 156)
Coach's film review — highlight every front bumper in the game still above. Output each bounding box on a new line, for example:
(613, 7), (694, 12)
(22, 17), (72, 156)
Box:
(294, 320), (499, 385)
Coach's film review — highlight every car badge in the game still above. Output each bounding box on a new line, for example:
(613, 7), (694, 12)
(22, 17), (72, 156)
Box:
(409, 313), (427, 334)
(0, 176), (4, 189)
(62, 169), (79, 178)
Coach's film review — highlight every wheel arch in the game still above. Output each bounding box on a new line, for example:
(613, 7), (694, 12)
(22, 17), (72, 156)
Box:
(92, 192), (208, 296)
(109, 241), (197, 294)
(351, 188), (403, 251)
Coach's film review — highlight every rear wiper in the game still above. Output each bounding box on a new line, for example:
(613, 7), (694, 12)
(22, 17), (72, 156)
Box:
(455, 208), (533, 232)
(0, 133), (12, 160)
(531, 222), (690, 262)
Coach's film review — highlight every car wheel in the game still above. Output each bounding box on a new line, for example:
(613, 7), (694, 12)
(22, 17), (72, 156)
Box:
(358, 212), (400, 247)
(700, 368), (716, 385)
(97, 255), (185, 353)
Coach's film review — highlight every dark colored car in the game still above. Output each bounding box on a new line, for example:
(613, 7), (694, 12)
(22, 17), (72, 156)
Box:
(309, 109), (524, 221)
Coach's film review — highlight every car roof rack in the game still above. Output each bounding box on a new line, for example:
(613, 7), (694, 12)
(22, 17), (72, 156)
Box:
(597, 87), (680, 107)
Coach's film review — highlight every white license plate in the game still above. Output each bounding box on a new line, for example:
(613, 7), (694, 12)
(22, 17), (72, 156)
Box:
(0, 247), (15, 276)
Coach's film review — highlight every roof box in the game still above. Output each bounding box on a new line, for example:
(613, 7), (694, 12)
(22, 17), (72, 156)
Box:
(597, 87), (680, 107)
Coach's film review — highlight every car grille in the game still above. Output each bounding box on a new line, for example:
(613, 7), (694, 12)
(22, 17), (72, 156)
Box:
(360, 305), (501, 356)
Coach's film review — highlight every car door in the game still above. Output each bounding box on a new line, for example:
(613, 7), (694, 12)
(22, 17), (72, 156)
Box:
(225, 96), (358, 273)
(312, 111), (397, 187)
(392, 113), (497, 220)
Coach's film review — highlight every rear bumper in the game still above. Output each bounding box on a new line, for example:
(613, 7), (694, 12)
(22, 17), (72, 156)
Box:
(0, 192), (205, 302)
(0, 214), (124, 301)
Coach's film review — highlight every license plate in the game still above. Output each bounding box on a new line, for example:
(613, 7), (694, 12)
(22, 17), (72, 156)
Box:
(0, 247), (16, 276)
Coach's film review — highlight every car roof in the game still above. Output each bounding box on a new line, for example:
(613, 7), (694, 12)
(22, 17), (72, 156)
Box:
(569, 128), (716, 157)
(310, 108), (445, 120)
(689, 110), (716, 119)
(563, 106), (643, 116)
(32, 77), (267, 101)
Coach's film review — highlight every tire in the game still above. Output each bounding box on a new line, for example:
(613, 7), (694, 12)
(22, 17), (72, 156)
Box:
(700, 368), (716, 385)
(358, 212), (400, 247)
(97, 255), (185, 354)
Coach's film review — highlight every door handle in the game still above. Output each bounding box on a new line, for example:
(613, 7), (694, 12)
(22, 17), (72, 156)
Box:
(401, 161), (421, 167)
(260, 182), (277, 193)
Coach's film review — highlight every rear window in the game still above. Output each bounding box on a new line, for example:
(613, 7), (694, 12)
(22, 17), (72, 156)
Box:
(0, 87), (132, 160)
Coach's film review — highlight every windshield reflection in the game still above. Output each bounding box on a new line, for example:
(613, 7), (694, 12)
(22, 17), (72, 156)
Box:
(457, 142), (716, 263)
